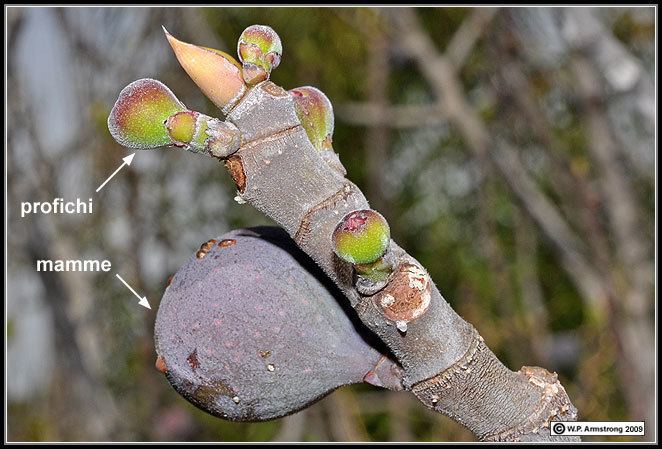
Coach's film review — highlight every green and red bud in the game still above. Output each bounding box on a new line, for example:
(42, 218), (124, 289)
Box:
(164, 27), (246, 113)
(108, 78), (240, 156)
(237, 25), (282, 85)
(107, 78), (186, 149)
(332, 210), (390, 265)
(290, 86), (334, 152)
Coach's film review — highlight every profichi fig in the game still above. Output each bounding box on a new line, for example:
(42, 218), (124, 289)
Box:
(154, 227), (403, 422)
(107, 78), (240, 156)
(107, 78), (186, 149)
(290, 86), (347, 175)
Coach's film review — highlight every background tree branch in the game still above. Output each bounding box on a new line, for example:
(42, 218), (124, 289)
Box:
(7, 6), (654, 442)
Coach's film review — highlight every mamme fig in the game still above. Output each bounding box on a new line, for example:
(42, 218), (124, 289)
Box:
(154, 227), (402, 422)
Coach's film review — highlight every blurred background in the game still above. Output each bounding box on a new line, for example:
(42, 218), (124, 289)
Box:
(6, 6), (656, 442)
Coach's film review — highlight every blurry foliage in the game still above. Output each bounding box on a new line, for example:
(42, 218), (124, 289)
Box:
(7, 6), (655, 442)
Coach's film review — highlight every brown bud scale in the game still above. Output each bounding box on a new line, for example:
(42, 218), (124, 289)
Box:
(196, 239), (218, 259)
(372, 263), (431, 323)
(155, 355), (168, 374)
(217, 239), (237, 248)
(225, 155), (246, 193)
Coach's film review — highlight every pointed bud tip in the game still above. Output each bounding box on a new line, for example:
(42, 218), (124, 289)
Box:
(363, 370), (384, 388)
(155, 355), (168, 374)
(165, 31), (246, 113)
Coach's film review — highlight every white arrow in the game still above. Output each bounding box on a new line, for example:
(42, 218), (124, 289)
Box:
(115, 273), (151, 309)
(96, 153), (135, 193)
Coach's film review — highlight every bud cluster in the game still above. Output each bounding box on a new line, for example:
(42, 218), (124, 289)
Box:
(107, 79), (240, 156)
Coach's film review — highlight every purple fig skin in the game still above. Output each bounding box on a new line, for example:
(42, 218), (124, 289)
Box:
(154, 227), (403, 422)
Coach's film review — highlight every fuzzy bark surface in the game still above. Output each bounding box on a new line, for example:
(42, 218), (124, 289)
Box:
(217, 81), (579, 441)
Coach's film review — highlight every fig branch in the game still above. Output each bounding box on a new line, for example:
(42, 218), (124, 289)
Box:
(107, 24), (579, 441)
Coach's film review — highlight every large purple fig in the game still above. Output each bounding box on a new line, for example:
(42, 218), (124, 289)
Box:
(154, 227), (403, 422)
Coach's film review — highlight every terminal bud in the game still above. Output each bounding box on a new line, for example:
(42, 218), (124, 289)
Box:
(164, 27), (246, 113)
(237, 25), (282, 85)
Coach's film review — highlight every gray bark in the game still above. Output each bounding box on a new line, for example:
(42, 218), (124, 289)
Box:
(200, 81), (580, 441)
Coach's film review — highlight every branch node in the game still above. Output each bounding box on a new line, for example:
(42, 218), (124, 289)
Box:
(411, 328), (482, 402)
(482, 366), (579, 442)
(294, 183), (355, 245)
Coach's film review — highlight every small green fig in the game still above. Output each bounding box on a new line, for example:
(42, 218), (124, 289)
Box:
(107, 78), (186, 149)
(332, 210), (391, 265)
(165, 112), (240, 156)
(237, 25), (282, 85)
(290, 86), (334, 152)
(108, 79), (240, 156)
